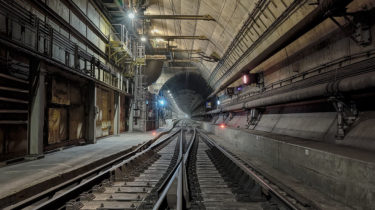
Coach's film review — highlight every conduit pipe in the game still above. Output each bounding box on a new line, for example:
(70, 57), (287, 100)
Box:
(208, 70), (375, 113)
(209, 0), (353, 98)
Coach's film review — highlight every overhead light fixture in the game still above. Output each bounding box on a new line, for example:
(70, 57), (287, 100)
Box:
(128, 12), (135, 19)
(217, 100), (220, 105)
(140, 36), (147, 42)
(243, 74), (249, 84)
(167, 90), (170, 93)
(159, 99), (166, 106)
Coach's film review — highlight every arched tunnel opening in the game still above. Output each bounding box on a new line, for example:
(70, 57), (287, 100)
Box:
(159, 72), (212, 118)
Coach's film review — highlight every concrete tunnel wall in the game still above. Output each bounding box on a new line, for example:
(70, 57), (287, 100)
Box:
(200, 121), (375, 209)
(212, 109), (375, 152)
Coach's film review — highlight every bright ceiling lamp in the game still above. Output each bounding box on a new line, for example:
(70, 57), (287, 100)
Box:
(159, 99), (166, 106)
(140, 36), (147, 42)
(128, 12), (135, 19)
(151, 29), (159, 34)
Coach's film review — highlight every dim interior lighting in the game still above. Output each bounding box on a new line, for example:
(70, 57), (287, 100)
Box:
(128, 12), (135, 19)
(220, 124), (225, 129)
(243, 74), (249, 84)
(151, 29), (159, 34)
(155, 38), (164, 42)
(217, 100), (220, 105)
(140, 36), (147, 42)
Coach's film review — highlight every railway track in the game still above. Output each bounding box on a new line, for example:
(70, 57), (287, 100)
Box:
(6, 121), (313, 210)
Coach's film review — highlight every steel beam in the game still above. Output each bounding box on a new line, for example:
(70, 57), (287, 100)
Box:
(167, 59), (201, 63)
(148, 36), (208, 40)
(140, 14), (215, 21)
(152, 48), (202, 52)
(147, 48), (202, 55)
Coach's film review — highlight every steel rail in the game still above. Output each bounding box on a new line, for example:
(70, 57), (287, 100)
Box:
(154, 128), (196, 209)
(31, 129), (181, 210)
(199, 131), (301, 210)
(5, 123), (180, 210)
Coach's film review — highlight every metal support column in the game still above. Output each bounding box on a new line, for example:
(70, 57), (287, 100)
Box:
(86, 81), (97, 144)
(29, 67), (46, 157)
(113, 92), (120, 135)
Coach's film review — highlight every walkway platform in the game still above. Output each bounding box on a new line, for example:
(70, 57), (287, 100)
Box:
(0, 127), (172, 207)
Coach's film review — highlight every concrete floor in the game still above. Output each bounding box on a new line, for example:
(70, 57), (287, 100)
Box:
(201, 122), (375, 209)
(0, 128), (169, 201)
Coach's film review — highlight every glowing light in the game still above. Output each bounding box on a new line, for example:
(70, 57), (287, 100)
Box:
(167, 90), (170, 93)
(140, 36), (147, 42)
(155, 38), (164, 42)
(159, 99), (165, 106)
(152, 131), (157, 136)
(220, 124), (225, 129)
(151, 29), (159, 34)
(217, 100), (220, 105)
(243, 74), (249, 84)
(128, 12), (135, 19)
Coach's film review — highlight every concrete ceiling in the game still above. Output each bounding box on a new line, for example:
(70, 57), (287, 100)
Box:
(145, 0), (255, 79)
(142, 0), (258, 114)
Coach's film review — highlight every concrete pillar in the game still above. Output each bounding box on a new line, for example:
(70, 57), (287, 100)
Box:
(86, 81), (96, 144)
(29, 69), (46, 157)
(129, 99), (134, 132)
(113, 92), (120, 135)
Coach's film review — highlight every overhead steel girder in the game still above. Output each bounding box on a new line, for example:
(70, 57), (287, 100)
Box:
(153, 48), (202, 52)
(148, 36), (208, 40)
(167, 59), (201, 63)
(139, 14), (215, 21)
(148, 48), (202, 55)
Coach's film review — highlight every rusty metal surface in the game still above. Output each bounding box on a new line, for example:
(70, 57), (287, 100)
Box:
(48, 108), (67, 144)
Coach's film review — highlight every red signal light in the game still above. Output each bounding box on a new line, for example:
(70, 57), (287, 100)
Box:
(220, 124), (225, 129)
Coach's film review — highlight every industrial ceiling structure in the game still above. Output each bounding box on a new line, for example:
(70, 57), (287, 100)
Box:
(95, 0), (261, 115)
(94, 0), (369, 116)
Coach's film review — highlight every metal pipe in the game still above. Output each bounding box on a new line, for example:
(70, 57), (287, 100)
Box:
(208, 70), (375, 113)
(208, 0), (353, 98)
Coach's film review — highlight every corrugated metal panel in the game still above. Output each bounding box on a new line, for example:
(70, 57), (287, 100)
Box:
(69, 106), (84, 140)
(51, 78), (70, 105)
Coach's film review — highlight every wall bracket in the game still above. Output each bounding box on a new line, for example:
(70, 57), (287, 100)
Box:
(329, 9), (372, 47)
(328, 97), (358, 140)
(247, 108), (262, 129)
